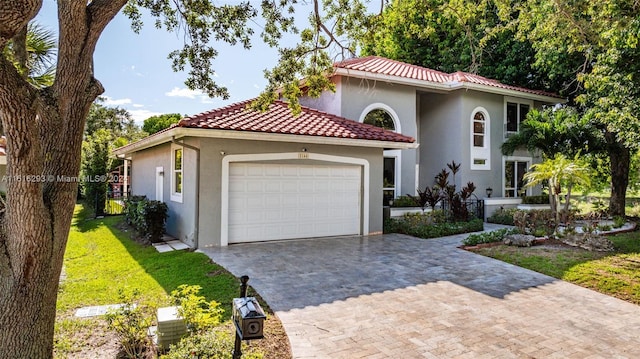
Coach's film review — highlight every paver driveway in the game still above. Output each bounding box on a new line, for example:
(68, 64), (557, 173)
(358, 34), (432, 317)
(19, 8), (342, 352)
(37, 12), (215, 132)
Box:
(202, 227), (640, 358)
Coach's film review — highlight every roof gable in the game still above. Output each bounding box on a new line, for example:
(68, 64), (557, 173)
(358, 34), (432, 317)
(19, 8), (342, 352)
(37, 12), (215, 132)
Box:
(334, 56), (562, 100)
(178, 99), (415, 143)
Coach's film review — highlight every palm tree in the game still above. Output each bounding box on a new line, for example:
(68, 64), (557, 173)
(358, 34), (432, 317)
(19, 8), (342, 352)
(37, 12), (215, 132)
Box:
(524, 154), (591, 225)
(1, 22), (56, 136)
(2, 22), (57, 88)
(501, 107), (600, 158)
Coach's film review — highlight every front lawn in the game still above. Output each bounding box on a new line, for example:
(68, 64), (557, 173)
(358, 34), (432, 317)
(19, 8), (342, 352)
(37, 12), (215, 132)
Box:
(470, 231), (640, 305)
(55, 205), (290, 358)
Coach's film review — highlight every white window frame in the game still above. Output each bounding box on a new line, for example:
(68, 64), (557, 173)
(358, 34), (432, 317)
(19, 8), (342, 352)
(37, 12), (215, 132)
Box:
(470, 106), (491, 170)
(170, 144), (183, 203)
(358, 103), (403, 198)
(383, 150), (402, 200)
(502, 156), (532, 198)
(504, 97), (533, 139)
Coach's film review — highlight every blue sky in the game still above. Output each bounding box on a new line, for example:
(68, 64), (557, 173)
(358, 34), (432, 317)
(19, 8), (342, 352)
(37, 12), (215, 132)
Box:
(35, 0), (309, 124)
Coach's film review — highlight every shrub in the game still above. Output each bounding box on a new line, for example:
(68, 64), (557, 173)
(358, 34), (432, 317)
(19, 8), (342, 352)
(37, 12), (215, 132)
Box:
(613, 216), (626, 229)
(105, 289), (156, 358)
(390, 195), (417, 208)
(124, 195), (147, 225)
(521, 194), (550, 204)
(463, 228), (519, 246)
(598, 224), (613, 232)
(124, 196), (168, 243)
(139, 200), (169, 243)
(160, 330), (263, 359)
(384, 216), (483, 238)
(513, 209), (555, 236)
(487, 208), (517, 225)
(170, 285), (222, 335)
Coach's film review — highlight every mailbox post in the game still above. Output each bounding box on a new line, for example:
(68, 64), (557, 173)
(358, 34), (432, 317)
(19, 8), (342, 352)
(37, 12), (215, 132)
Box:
(232, 276), (266, 359)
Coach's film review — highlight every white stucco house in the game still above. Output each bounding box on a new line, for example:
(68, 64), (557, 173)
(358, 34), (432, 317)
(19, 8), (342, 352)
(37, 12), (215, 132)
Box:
(113, 99), (417, 248)
(113, 56), (564, 248)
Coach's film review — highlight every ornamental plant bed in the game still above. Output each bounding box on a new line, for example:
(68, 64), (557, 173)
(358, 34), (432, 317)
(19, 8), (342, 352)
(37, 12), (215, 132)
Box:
(459, 241), (503, 250)
(468, 229), (640, 305)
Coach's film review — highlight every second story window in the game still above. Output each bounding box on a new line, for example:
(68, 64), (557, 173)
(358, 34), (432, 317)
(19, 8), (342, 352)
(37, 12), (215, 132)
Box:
(363, 109), (395, 131)
(470, 107), (490, 170)
(505, 100), (531, 137)
(473, 112), (486, 147)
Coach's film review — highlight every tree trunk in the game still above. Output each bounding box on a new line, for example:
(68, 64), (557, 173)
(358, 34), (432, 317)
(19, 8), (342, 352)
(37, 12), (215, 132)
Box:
(0, 62), (96, 359)
(0, 1), (127, 357)
(608, 137), (630, 217)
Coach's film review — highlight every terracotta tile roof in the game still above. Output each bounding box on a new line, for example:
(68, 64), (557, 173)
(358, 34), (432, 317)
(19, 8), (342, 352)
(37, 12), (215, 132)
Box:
(334, 56), (563, 99)
(450, 71), (561, 98)
(178, 99), (416, 143)
(336, 56), (451, 83)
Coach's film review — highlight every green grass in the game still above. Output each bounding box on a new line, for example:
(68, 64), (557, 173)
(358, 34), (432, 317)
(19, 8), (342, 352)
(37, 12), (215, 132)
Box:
(55, 205), (247, 357)
(472, 231), (640, 304)
(59, 205), (238, 315)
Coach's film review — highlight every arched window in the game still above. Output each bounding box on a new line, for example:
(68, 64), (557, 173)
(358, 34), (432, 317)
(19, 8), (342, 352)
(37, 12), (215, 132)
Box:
(363, 109), (395, 131)
(473, 112), (486, 148)
(470, 107), (490, 170)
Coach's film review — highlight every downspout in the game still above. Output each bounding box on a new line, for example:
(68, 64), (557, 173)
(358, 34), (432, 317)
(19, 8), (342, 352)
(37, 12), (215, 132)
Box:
(172, 137), (200, 249)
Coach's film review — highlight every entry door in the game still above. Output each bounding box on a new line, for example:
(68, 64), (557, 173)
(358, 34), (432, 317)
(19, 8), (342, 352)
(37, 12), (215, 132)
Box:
(228, 163), (362, 243)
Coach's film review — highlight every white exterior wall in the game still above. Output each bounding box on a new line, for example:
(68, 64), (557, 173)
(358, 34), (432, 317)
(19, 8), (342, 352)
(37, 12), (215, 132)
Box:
(337, 77), (419, 197)
(130, 140), (198, 247)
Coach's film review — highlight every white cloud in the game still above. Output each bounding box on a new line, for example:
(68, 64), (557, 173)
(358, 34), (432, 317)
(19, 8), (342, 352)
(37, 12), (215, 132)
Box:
(129, 109), (164, 124)
(102, 96), (132, 106)
(132, 103), (144, 108)
(165, 86), (218, 104)
(165, 87), (205, 99)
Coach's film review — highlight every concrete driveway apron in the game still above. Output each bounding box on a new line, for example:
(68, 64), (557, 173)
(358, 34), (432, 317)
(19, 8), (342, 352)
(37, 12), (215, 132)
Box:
(202, 227), (640, 358)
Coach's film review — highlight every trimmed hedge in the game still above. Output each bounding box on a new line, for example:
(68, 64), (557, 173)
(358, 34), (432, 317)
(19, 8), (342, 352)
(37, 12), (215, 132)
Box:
(390, 195), (418, 208)
(124, 195), (169, 243)
(487, 207), (518, 225)
(384, 216), (483, 239)
(521, 194), (550, 204)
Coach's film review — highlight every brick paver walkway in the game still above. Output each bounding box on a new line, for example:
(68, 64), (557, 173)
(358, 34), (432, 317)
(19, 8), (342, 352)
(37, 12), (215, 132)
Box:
(203, 227), (640, 358)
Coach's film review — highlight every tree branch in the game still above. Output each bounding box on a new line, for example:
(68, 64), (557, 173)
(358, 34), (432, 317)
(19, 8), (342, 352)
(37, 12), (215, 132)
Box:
(86, 0), (129, 48)
(0, 0), (42, 48)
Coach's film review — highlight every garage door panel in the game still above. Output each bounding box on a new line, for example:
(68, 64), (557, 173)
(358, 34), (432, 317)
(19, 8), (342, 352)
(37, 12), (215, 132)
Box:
(228, 163), (361, 243)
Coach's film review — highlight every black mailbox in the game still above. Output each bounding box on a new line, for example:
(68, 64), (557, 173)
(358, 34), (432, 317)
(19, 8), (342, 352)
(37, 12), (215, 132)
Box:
(232, 297), (266, 340)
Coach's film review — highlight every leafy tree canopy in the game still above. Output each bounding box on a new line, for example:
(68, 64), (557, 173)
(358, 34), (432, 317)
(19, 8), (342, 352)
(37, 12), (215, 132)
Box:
(360, 0), (583, 97)
(142, 113), (183, 135)
(85, 98), (145, 142)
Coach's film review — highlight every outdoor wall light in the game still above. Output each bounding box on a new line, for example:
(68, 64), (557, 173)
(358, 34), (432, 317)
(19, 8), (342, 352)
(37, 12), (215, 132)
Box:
(486, 187), (493, 198)
(220, 151), (226, 156)
(301, 147), (308, 152)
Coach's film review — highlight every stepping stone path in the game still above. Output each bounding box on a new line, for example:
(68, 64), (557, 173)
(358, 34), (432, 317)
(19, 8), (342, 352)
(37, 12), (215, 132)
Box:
(152, 235), (190, 253)
(74, 304), (125, 318)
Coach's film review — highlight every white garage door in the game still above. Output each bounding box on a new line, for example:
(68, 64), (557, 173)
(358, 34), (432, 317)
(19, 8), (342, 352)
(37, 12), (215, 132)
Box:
(228, 163), (362, 243)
